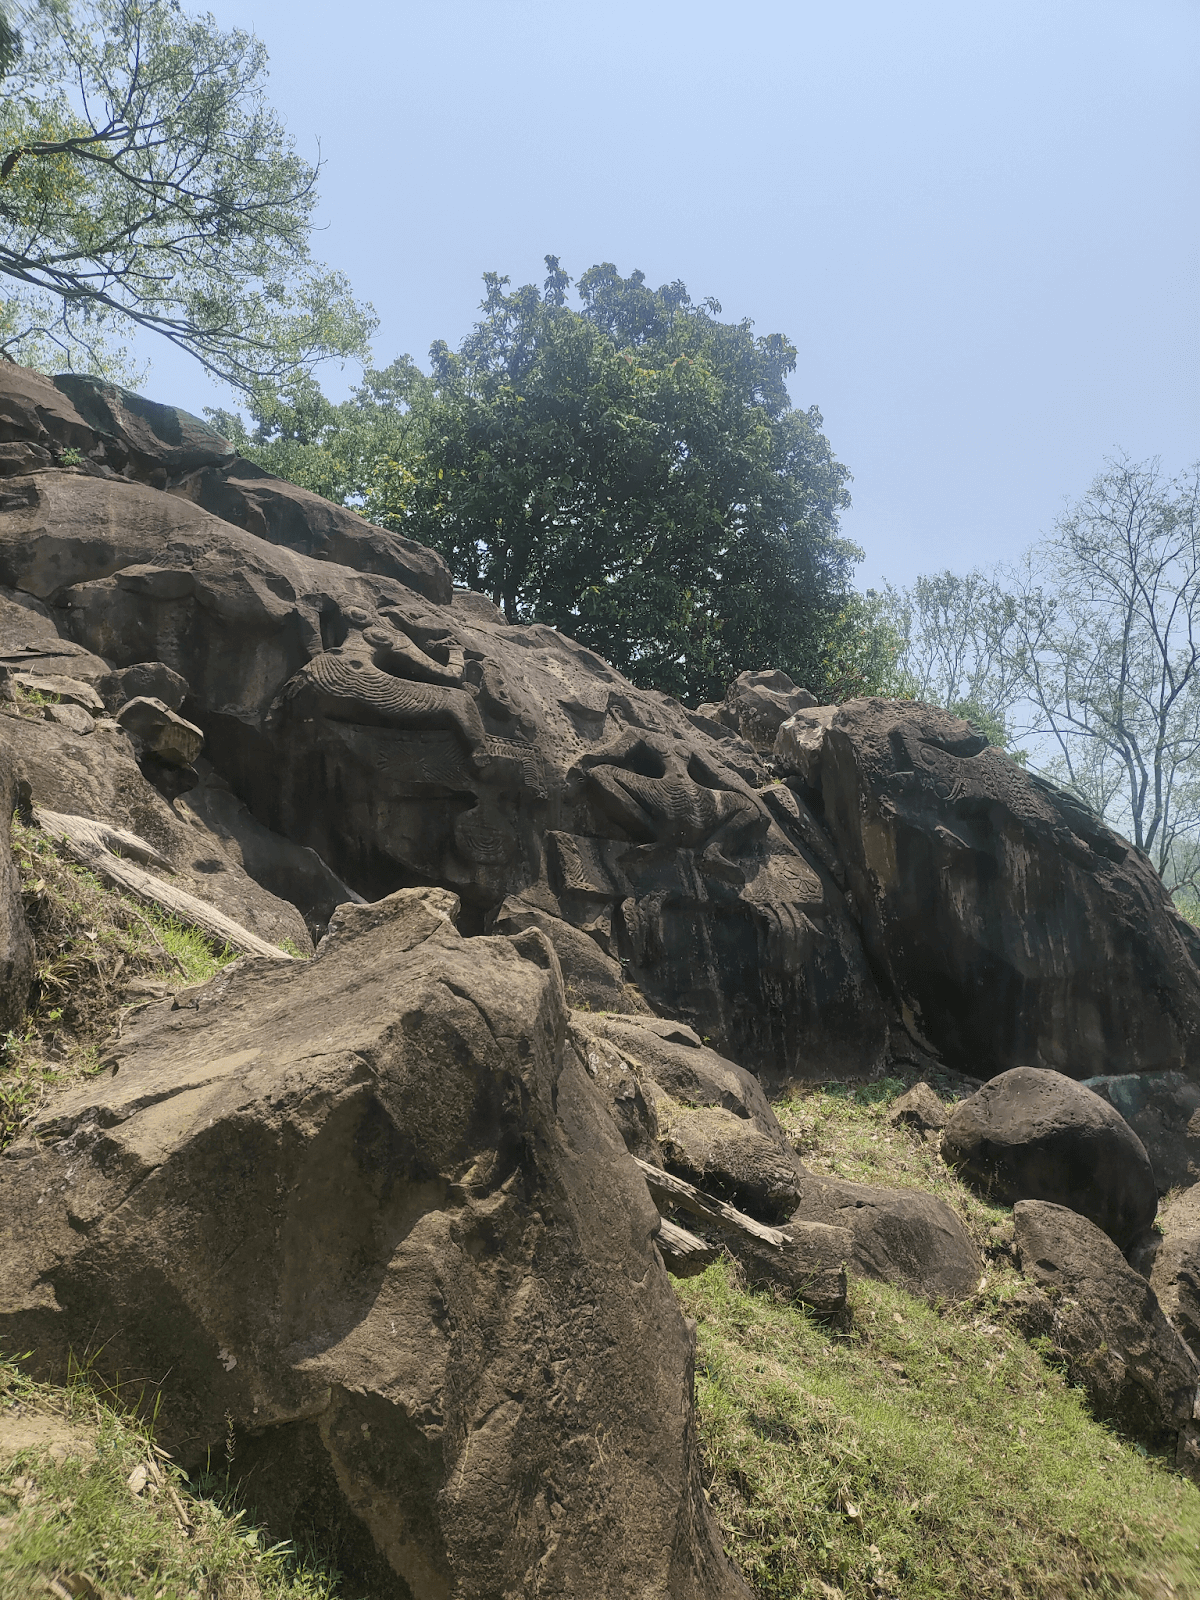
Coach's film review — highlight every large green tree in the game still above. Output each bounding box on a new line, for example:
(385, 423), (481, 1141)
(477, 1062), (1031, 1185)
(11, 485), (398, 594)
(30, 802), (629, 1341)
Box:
(222, 259), (869, 704)
(0, 0), (373, 386)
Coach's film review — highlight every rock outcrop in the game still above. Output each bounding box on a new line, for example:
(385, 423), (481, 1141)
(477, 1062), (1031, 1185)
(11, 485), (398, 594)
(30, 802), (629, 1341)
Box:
(810, 698), (1200, 1081)
(0, 888), (746, 1598)
(6, 358), (1200, 1578)
(943, 1066), (1159, 1249)
(0, 449), (888, 1080)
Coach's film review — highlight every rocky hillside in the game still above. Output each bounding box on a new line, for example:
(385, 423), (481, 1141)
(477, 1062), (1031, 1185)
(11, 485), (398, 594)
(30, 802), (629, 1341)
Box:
(2, 361), (1200, 1597)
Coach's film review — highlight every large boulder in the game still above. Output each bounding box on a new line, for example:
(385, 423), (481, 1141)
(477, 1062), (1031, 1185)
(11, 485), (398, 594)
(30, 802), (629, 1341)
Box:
(51, 372), (236, 483)
(1014, 1200), (1200, 1459)
(942, 1066), (1158, 1250)
(815, 698), (1200, 1081)
(0, 737), (32, 1032)
(0, 888), (747, 1598)
(790, 1169), (981, 1302)
(1084, 1069), (1200, 1195)
(1150, 1183), (1200, 1358)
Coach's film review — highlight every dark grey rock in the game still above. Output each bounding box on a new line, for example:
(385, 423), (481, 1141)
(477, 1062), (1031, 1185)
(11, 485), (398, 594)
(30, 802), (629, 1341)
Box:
(102, 660), (190, 714)
(943, 1066), (1158, 1249)
(52, 372), (236, 481)
(791, 1169), (982, 1302)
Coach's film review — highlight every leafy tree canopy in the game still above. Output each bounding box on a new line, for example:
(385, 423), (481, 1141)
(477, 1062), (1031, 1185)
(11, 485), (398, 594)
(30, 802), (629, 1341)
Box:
(219, 258), (877, 704)
(0, 0), (374, 387)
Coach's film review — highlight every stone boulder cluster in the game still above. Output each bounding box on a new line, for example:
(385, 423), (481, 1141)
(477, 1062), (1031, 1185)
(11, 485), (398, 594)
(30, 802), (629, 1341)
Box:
(1, 362), (1200, 1592)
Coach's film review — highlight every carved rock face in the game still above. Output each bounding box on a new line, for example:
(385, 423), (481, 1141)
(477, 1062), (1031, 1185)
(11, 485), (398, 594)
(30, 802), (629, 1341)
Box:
(0, 463), (885, 1079)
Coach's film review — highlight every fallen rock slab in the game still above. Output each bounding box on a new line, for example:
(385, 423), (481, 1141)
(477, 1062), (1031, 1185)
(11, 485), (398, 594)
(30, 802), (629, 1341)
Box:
(0, 888), (746, 1598)
(1014, 1199), (1200, 1459)
(943, 1066), (1158, 1249)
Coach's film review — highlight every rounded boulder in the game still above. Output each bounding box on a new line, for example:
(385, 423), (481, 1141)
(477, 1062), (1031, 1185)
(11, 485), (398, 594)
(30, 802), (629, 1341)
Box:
(943, 1065), (1158, 1249)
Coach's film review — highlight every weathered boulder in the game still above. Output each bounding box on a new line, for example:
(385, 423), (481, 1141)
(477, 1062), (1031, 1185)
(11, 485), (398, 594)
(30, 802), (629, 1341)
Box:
(696, 669), (817, 753)
(116, 695), (204, 767)
(171, 457), (454, 604)
(491, 898), (649, 1014)
(790, 1169), (981, 1302)
(102, 659), (190, 713)
(581, 1013), (787, 1136)
(51, 372), (236, 483)
(0, 365), (97, 461)
(1150, 1183), (1200, 1358)
(0, 887), (746, 1598)
(943, 1066), (1158, 1250)
(887, 1081), (947, 1133)
(0, 738), (32, 1031)
(816, 698), (1200, 1081)
(42, 702), (94, 737)
(1014, 1200), (1200, 1458)
(1084, 1069), (1200, 1195)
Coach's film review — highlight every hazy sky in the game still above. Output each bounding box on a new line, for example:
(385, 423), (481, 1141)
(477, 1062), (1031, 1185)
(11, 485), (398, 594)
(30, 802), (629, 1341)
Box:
(140, 0), (1200, 592)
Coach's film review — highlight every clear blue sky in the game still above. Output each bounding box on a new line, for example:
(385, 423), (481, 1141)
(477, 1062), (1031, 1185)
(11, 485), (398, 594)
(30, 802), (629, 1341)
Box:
(141, 0), (1200, 591)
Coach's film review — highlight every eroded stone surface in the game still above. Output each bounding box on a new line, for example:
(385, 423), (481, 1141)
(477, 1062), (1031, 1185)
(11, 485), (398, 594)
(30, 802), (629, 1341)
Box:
(817, 698), (1200, 1082)
(1014, 1199), (1200, 1457)
(0, 889), (746, 1598)
(0, 461), (887, 1079)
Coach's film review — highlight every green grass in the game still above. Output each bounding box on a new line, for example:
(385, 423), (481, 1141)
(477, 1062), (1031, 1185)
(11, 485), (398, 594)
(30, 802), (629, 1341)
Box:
(678, 1259), (1200, 1600)
(0, 1353), (346, 1599)
(1, 818), (239, 1148)
(772, 1078), (1013, 1250)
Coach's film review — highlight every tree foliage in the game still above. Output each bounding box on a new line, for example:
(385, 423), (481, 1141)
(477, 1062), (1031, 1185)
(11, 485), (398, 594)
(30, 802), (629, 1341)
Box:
(221, 258), (870, 704)
(0, 0), (374, 386)
(890, 456), (1200, 893)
